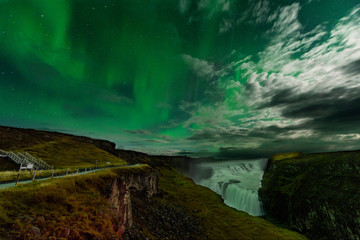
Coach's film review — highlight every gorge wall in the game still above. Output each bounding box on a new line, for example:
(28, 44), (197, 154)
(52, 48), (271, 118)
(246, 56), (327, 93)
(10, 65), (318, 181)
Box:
(259, 151), (360, 240)
(108, 167), (158, 227)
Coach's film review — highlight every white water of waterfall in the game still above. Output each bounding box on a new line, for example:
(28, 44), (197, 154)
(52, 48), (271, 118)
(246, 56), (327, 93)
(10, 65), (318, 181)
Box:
(194, 159), (268, 216)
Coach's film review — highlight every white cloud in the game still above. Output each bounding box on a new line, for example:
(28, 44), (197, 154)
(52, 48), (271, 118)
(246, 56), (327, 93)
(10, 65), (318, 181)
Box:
(323, 133), (360, 142)
(278, 130), (317, 139)
(244, 4), (360, 103)
(198, 0), (232, 18)
(239, 0), (271, 24)
(181, 54), (219, 79)
(184, 4), (360, 151)
(219, 18), (233, 33)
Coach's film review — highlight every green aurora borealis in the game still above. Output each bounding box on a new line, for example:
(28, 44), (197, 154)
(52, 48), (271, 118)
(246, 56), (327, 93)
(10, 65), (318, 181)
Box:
(1, 0), (360, 157)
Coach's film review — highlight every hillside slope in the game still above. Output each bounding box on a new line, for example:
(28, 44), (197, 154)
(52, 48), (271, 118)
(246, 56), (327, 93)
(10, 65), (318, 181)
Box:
(0, 126), (126, 169)
(260, 151), (360, 240)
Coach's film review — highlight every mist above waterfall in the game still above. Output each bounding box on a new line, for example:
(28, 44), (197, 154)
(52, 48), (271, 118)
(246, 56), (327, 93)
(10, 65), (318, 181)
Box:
(189, 159), (268, 216)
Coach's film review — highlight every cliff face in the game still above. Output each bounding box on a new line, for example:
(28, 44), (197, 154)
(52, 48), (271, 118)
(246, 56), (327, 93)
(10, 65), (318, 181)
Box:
(108, 168), (158, 227)
(259, 151), (360, 240)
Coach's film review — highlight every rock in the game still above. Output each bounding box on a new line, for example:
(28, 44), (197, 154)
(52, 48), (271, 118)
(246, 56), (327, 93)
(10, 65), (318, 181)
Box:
(30, 225), (41, 236)
(107, 166), (158, 227)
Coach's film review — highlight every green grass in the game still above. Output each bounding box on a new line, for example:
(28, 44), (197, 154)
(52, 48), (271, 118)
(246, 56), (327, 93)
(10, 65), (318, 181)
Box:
(23, 137), (126, 168)
(271, 152), (303, 162)
(0, 169), (84, 183)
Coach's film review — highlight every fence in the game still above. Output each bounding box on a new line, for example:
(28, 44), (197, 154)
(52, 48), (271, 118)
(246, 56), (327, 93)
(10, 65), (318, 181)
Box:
(0, 164), (129, 190)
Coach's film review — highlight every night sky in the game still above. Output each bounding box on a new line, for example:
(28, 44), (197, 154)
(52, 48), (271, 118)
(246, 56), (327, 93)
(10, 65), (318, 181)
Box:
(1, 0), (360, 158)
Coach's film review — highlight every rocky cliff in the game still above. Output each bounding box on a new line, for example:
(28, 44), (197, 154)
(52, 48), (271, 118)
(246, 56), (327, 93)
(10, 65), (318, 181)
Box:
(108, 167), (158, 227)
(259, 151), (360, 240)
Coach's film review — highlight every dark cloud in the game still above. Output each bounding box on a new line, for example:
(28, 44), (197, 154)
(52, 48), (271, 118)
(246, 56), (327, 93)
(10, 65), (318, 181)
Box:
(216, 138), (336, 159)
(122, 129), (152, 135)
(186, 85), (360, 159)
(112, 82), (135, 102)
(177, 150), (195, 155)
(259, 86), (360, 132)
(261, 87), (350, 108)
(128, 141), (144, 146)
(187, 127), (249, 143)
(342, 59), (360, 76)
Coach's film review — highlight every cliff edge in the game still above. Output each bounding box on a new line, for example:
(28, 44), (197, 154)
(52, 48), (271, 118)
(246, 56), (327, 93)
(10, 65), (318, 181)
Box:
(259, 150), (360, 240)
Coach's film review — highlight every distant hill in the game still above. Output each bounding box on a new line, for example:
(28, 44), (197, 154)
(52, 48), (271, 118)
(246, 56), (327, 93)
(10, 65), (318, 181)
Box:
(0, 126), (126, 169)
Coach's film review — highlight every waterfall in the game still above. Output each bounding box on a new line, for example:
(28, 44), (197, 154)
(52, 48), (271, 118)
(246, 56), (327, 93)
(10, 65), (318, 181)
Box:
(193, 159), (268, 216)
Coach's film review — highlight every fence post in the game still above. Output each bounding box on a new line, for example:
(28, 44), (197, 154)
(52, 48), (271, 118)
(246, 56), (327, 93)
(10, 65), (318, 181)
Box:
(15, 172), (20, 186)
(32, 171), (36, 182)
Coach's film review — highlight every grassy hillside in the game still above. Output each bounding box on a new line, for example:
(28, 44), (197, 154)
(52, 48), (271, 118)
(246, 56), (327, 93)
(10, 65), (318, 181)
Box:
(0, 165), (153, 240)
(260, 150), (360, 240)
(0, 126), (126, 169)
(0, 158), (18, 171)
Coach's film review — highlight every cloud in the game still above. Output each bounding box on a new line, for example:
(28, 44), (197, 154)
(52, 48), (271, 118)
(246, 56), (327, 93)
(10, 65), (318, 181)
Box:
(239, 0), (271, 24)
(342, 59), (360, 76)
(183, 4), (360, 158)
(181, 54), (219, 80)
(101, 91), (133, 104)
(219, 18), (233, 33)
(179, 0), (191, 14)
(197, 0), (232, 19)
(122, 129), (152, 135)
